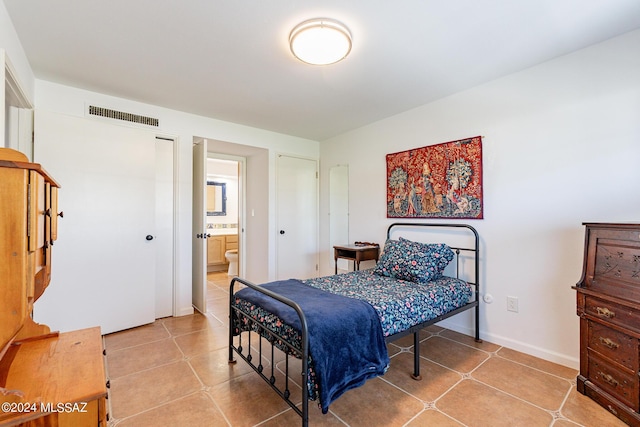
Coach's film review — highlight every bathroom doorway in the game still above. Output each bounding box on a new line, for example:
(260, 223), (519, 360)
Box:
(206, 156), (243, 279)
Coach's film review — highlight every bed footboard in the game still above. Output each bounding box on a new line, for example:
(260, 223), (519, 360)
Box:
(229, 277), (310, 427)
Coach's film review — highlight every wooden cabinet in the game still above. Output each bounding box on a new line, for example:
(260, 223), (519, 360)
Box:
(0, 148), (59, 348)
(0, 148), (107, 426)
(574, 222), (640, 426)
(207, 233), (238, 271)
(207, 236), (226, 265)
(0, 328), (107, 426)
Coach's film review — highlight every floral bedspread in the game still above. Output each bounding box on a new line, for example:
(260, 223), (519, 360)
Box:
(303, 270), (472, 337)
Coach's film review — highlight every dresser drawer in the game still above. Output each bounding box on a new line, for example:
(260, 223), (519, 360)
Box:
(588, 321), (638, 371)
(588, 351), (639, 411)
(585, 296), (640, 335)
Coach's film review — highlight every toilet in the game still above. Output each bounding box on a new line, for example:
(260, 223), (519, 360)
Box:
(225, 249), (238, 276)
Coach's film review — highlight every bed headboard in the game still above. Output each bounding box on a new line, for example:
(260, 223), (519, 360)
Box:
(386, 222), (479, 290)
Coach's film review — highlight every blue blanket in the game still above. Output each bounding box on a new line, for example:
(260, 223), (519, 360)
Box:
(235, 279), (389, 413)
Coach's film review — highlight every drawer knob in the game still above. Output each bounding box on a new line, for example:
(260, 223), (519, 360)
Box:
(598, 337), (620, 349)
(598, 371), (619, 387)
(596, 306), (616, 319)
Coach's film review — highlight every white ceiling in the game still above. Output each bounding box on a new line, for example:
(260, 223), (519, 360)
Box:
(4, 1), (640, 141)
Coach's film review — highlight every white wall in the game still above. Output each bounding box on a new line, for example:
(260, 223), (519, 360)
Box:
(320, 29), (640, 368)
(34, 80), (319, 320)
(0, 3), (33, 102)
(1, 2), (34, 149)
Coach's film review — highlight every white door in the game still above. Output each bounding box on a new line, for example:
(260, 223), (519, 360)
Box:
(192, 139), (207, 313)
(33, 110), (159, 334)
(276, 155), (318, 280)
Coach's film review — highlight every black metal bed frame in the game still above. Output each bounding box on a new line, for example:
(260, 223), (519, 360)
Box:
(228, 222), (481, 427)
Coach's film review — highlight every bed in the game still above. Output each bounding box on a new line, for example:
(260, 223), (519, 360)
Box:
(228, 222), (480, 426)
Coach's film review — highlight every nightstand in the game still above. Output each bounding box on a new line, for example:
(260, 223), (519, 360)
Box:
(333, 244), (380, 274)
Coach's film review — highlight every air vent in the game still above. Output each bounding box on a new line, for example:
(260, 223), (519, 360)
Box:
(88, 105), (159, 127)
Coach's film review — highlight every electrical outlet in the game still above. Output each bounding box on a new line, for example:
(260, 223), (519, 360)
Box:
(507, 296), (519, 313)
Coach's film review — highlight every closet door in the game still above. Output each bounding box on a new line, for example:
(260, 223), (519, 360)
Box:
(33, 110), (157, 334)
(276, 154), (319, 280)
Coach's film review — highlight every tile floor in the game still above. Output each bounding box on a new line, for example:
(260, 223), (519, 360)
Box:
(103, 272), (626, 427)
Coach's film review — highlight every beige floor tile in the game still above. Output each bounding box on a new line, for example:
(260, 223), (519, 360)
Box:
(497, 347), (578, 380)
(554, 420), (586, 427)
(174, 323), (230, 357)
(387, 342), (402, 357)
(114, 392), (227, 427)
(261, 404), (346, 426)
(109, 361), (202, 419)
(437, 379), (553, 427)
(329, 376), (424, 427)
(383, 351), (462, 402)
(472, 356), (572, 411)
(189, 346), (259, 387)
(207, 285), (229, 299)
(209, 372), (294, 427)
(424, 325), (446, 334)
(387, 329), (433, 348)
(406, 409), (464, 426)
(106, 338), (183, 378)
(161, 312), (215, 336)
(103, 321), (169, 352)
(440, 328), (501, 352)
(207, 295), (230, 320)
(104, 315), (625, 427)
(419, 335), (490, 373)
(560, 388), (628, 427)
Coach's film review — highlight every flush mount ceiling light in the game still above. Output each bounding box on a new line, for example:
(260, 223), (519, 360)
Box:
(289, 18), (352, 65)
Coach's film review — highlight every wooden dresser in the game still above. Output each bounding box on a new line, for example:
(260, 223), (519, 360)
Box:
(0, 148), (108, 426)
(574, 222), (640, 426)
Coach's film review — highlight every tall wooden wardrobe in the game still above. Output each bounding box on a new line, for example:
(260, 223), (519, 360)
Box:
(0, 148), (107, 426)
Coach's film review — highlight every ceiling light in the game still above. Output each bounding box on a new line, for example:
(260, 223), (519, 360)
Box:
(289, 18), (352, 65)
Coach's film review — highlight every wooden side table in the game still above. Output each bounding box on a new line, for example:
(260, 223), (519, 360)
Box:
(333, 244), (380, 274)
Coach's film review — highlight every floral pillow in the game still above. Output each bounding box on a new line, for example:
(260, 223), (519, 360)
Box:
(373, 237), (454, 283)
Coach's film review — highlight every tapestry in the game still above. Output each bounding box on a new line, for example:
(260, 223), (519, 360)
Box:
(386, 136), (483, 219)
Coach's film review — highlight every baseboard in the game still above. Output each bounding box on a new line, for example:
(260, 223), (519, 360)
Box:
(176, 306), (195, 317)
(437, 319), (579, 370)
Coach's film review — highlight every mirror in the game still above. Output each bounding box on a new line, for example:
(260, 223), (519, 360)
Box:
(207, 181), (227, 216)
(329, 165), (349, 270)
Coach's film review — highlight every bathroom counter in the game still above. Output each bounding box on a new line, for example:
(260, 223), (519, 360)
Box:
(207, 229), (238, 236)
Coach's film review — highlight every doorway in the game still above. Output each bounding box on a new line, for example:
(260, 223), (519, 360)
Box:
(205, 156), (243, 280)
(192, 139), (247, 313)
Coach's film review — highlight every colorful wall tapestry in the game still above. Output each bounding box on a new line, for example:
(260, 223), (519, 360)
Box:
(386, 136), (483, 219)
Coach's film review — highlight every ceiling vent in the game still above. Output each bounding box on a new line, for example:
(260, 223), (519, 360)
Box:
(88, 105), (159, 127)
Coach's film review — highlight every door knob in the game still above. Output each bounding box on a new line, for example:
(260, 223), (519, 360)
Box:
(279, 230), (285, 235)
(146, 235), (154, 241)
